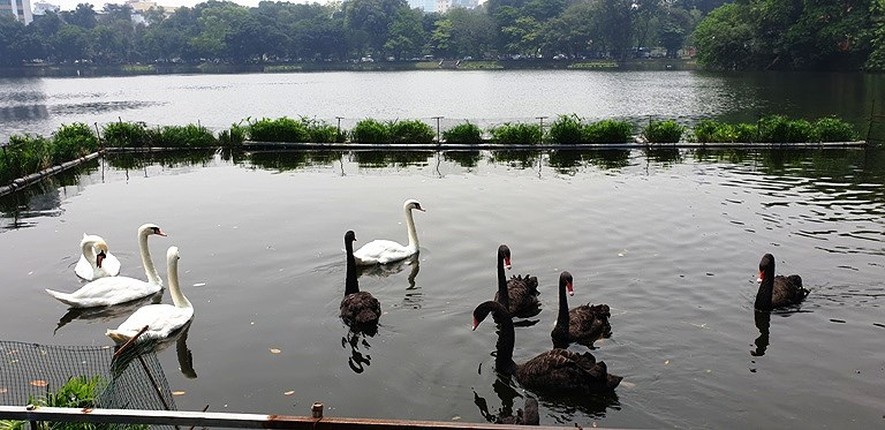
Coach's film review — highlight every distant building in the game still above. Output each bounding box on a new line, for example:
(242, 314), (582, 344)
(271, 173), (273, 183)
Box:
(408, 0), (478, 13)
(435, 0), (451, 13)
(126, 0), (157, 13)
(1, 0), (33, 24)
(31, 1), (59, 15)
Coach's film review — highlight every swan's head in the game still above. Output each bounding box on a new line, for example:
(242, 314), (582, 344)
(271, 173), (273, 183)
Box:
(345, 230), (357, 243)
(560, 271), (574, 296)
(139, 223), (167, 237)
(758, 253), (774, 283)
(497, 244), (511, 269)
(94, 241), (109, 268)
(472, 300), (508, 330)
(167, 246), (180, 263)
(404, 199), (425, 212)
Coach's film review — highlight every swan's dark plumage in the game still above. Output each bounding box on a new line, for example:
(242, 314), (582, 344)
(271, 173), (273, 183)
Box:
(340, 231), (381, 330)
(473, 301), (622, 394)
(755, 253), (809, 311)
(551, 271), (612, 349)
(492, 245), (541, 318)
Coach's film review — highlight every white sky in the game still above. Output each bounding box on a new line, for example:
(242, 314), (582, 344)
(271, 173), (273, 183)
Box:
(49, 0), (326, 12)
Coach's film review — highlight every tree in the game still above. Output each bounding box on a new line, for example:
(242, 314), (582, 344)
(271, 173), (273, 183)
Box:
(0, 15), (27, 66)
(384, 8), (426, 60)
(343, 0), (409, 56)
(52, 24), (92, 63)
(62, 3), (98, 29)
(542, 1), (600, 58)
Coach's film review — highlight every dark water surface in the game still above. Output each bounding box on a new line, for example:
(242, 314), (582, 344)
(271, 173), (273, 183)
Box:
(1, 148), (884, 428)
(0, 70), (882, 142)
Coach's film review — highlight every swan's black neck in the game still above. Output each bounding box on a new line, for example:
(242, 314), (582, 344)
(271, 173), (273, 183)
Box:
(552, 276), (571, 349)
(345, 237), (359, 296)
(479, 301), (517, 376)
(496, 250), (510, 310)
(755, 267), (774, 311)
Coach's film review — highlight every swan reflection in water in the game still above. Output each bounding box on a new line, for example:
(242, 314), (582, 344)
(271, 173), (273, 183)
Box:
(341, 330), (374, 374)
(751, 310), (771, 357)
(473, 377), (539, 425)
(54, 292), (164, 334)
(110, 321), (197, 379)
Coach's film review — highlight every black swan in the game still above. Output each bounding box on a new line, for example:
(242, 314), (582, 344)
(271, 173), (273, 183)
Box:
(472, 300), (622, 394)
(340, 231), (381, 331)
(755, 253), (809, 311)
(551, 271), (612, 349)
(492, 245), (541, 319)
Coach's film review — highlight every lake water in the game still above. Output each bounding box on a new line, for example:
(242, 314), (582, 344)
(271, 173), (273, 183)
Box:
(0, 70), (883, 143)
(0, 147), (884, 428)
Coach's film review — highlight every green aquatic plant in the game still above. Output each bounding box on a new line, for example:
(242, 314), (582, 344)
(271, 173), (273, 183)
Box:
(350, 119), (391, 144)
(757, 115), (814, 143)
(584, 119), (633, 144)
(489, 122), (542, 145)
(51, 123), (98, 163)
(813, 117), (857, 142)
(247, 117), (311, 143)
(549, 114), (585, 144)
(389, 119), (435, 144)
(147, 124), (217, 147)
(102, 121), (150, 148)
(442, 122), (483, 144)
(642, 120), (685, 143)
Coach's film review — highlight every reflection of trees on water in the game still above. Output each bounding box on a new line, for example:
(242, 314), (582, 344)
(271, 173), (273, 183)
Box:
(443, 150), (483, 168)
(547, 150), (583, 174)
(581, 149), (631, 170)
(245, 150), (348, 172)
(0, 161), (98, 231)
(350, 150), (433, 168)
(644, 147), (683, 164)
(105, 149), (215, 170)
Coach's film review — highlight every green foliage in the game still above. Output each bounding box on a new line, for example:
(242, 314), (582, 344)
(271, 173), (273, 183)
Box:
(757, 115), (814, 143)
(103, 121), (150, 148)
(442, 122), (483, 144)
(3, 135), (52, 181)
(584, 119), (633, 144)
(692, 120), (755, 143)
(388, 119), (435, 144)
(489, 122), (542, 145)
(549, 114), (585, 144)
(218, 122), (247, 147)
(248, 117), (311, 143)
(350, 119), (391, 144)
(304, 120), (343, 144)
(51, 123), (98, 163)
(147, 124), (217, 147)
(642, 120), (685, 143)
(813, 117), (858, 142)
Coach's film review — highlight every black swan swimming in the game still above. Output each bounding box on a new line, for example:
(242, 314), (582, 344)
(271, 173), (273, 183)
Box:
(492, 245), (541, 319)
(755, 253), (809, 311)
(340, 230), (381, 331)
(472, 300), (622, 394)
(551, 271), (612, 349)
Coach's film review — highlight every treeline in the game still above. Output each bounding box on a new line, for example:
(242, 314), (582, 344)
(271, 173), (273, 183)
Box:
(693, 0), (885, 71)
(0, 0), (725, 67)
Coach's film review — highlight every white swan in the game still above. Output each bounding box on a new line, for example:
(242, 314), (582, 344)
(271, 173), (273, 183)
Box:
(75, 234), (121, 281)
(353, 199), (425, 266)
(46, 223), (167, 308)
(106, 246), (194, 343)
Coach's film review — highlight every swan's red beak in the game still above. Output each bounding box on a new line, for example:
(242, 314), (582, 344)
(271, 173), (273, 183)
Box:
(567, 281), (574, 296)
(756, 271), (764, 283)
(472, 318), (479, 331)
(96, 251), (106, 268)
(157, 230), (167, 237)
(504, 257), (511, 270)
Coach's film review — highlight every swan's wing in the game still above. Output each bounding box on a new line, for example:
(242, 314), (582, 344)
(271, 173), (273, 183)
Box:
(75, 255), (95, 280)
(102, 251), (122, 276)
(48, 277), (161, 308)
(114, 305), (193, 337)
(352, 239), (413, 265)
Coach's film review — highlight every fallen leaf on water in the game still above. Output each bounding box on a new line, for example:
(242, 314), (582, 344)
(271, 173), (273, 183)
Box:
(620, 381), (636, 389)
(0, 387), (8, 394)
(664, 360), (670, 365)
(29, 380), (48, 387)
(269, 348), (282, 354)
(193, 283), (206, 287)
(283, 390), (295, 396)
(451, 416), (461, 421)
(172, 391), (186, 396)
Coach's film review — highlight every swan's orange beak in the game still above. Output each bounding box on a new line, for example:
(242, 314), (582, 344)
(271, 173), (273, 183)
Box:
(567, 281), (574, 296)
(504, 257), (511, 270)
(156, 229), (167, 237)
(96, 251), (106, 268)
(756, 271), (764, 283)
(472, 318), (479, 331)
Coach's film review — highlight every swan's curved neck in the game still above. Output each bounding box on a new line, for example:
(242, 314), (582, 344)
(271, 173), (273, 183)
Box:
(755, 272), (774, 311)
(552, 279), (570, 348)
(345, 239), (359, 296)
(168, 255), (191, 309)
(491, 306), (517, 375)
(404, 206), (419, 250)
(139, 230), (163, 286)
(81, 239), (98, 267)
(496, 253), (510, 310)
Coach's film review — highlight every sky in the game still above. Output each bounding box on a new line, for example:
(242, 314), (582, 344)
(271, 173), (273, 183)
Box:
(49, 0), (326, 12)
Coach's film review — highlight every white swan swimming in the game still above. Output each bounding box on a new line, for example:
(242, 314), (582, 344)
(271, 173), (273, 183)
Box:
(46, 224), (167, 308)
(75, 234), (121, 281)
(106, 246), (194, 343)
(353, 199), (425, 266)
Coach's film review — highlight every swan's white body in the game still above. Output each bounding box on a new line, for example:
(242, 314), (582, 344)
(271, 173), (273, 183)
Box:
(107, 246), (193, 343)
(75, 234), (121, 280)
(353, 199), (425, 266)
(46, 224), (166, 308)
